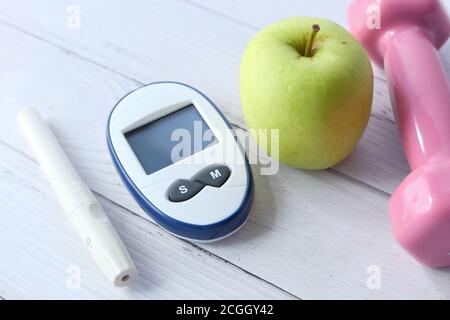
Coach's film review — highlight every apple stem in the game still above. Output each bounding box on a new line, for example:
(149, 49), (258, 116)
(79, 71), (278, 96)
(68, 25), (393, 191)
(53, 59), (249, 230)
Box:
(304, 24), (320, 57)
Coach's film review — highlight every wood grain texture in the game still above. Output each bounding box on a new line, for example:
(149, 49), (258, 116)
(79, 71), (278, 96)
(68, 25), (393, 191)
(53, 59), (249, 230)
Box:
(0, 0), (429, 195)
(0, 141), (294, 299)
(0, 0), (449, 299)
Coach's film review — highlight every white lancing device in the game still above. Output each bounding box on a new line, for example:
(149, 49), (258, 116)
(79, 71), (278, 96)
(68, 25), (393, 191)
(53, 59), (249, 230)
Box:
(17, 108), (137, 287)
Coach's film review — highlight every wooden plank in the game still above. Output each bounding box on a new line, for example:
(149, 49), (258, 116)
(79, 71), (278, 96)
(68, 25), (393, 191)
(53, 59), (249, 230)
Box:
(185, 0), (352, 29)
(185, 0), (450, 77)
(0, 1), (449, 298)
(0, 141), (294, 299)
(0, 0), (417, 194)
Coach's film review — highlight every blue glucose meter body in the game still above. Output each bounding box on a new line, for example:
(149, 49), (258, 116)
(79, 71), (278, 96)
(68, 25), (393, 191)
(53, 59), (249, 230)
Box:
(107, 82), (254, 242)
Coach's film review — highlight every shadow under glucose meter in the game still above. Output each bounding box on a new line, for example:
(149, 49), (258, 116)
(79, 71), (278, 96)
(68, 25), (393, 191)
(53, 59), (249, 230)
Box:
(107, 82), (254, 242)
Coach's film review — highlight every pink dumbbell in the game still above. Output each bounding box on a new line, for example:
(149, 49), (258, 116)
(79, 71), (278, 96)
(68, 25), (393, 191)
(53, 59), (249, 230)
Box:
(348, 0), (450, 267)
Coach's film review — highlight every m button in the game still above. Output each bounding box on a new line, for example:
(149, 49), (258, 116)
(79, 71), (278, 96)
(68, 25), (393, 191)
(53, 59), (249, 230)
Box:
(194, 165), (231, 188)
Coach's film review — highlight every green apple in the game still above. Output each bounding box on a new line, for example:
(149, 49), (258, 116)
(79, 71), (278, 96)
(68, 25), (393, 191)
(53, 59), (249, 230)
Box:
(240, 17), (373, 169)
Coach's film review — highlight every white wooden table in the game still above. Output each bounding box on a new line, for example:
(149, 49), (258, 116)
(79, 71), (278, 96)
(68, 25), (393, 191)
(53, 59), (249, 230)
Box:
(1, 0), (450, 300)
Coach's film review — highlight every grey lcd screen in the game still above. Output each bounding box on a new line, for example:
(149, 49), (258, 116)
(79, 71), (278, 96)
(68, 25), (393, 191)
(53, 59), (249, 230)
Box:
(125, 104), (217, 175)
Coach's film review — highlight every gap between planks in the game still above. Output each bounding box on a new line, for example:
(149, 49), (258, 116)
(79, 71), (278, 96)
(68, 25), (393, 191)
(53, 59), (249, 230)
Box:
(108, 191), (301, 300)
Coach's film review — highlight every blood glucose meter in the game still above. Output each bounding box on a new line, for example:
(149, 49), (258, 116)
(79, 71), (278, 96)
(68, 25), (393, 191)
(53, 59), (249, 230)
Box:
(107, 82), (254, 242)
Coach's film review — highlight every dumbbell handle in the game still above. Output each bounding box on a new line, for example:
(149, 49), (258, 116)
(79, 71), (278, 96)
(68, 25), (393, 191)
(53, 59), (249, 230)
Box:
(384, 26), (450, 170)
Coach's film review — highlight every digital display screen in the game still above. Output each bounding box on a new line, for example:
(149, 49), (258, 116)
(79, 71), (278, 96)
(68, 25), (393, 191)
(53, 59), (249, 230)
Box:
(125, 104), (217, 175)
